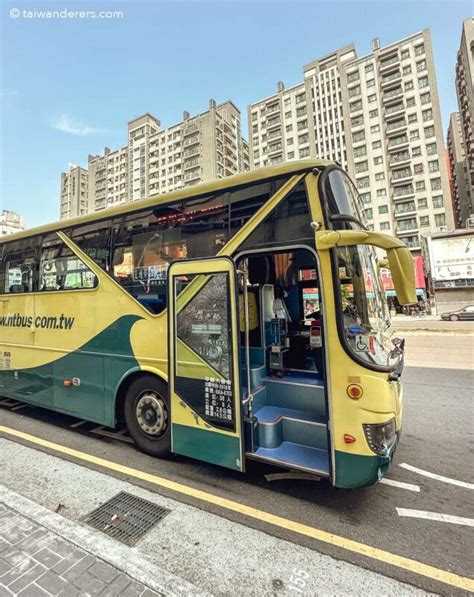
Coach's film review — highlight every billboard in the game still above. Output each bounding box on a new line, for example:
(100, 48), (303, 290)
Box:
(380, 255), (425, 294)
(428, 234), (474, 282)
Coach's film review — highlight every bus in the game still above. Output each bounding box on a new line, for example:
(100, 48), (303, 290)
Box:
(0, 161), (415, 488)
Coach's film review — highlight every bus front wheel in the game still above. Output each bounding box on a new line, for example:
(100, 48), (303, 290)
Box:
(124, 375), (171, 458)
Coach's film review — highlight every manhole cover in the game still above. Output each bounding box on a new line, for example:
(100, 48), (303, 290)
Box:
(82, 491), (170, 546)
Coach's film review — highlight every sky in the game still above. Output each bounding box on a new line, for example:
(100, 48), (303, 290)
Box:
(0, 0), (471, 228)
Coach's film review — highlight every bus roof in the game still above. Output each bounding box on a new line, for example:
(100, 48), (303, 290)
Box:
(2, 159), (332, 243)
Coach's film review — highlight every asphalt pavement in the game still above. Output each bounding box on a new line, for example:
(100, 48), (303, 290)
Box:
(0, 332), (473, 595)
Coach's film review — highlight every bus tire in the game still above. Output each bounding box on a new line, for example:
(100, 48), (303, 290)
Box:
(123, 375), (171, 458)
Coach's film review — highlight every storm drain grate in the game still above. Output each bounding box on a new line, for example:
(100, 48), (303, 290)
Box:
(82, 491), (171, 546)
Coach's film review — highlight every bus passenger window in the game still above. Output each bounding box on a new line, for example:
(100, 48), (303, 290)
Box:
(39, 238), (97, 291)
(5, 259), (34, 293)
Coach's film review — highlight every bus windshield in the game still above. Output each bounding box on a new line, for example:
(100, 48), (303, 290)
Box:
(321, 168), (394, 368)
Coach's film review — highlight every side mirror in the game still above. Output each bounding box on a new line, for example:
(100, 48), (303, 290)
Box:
(315, 229), (416, 305)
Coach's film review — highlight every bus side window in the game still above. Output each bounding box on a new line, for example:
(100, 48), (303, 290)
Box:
(2, 237), (40, 293)
(39, 235), (97, 291)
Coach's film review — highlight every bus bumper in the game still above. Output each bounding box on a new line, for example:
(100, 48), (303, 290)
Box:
(334, 431), (401, 489)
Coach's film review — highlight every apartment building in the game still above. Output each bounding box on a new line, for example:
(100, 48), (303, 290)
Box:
(60, 100), (249, 218)
(447, 112), (472, 227)
(249, 30), (453, 251)
(0, 210), (24, 236)
(248, 45), (356, 170)
(60, 164), (89, 220)
(452, 18), (474, 228)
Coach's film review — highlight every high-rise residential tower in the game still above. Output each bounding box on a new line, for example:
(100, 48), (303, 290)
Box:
(248, 30), (454, 251)
(60, 100), (249, 219)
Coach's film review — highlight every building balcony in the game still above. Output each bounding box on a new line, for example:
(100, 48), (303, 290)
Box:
(387, 137), (409, 152)
(390, 152), (411, 167)
(386, 120), (407, 136)
(381, 71), (402, 88)
(184, 158), (200, 171)
(266, 119), (281, 130)
(396, 223), (419, 235)
(183, 124), (199, 137)
(391, 169), (413, 185)
(379, 55), (400, 73)
(382, 87), (403, 104)
(392, 186), (415, 200)
(394, 204), (416, 217)
(385, 103), (405, 120)
(183, 135), (200, 147)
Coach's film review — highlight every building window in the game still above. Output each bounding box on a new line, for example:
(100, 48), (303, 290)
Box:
(347, 70), (360, 83)
(418, 76), (429, 88)
(424, 126), (435, 138)
(412, 146), (421, 156)
(359, 192), (371, 204)
(351, 115), (364, 127)
(369, 109), (378, 118)
(410, 130), (420, 140)
(365, 63), (374, 72)
(426, 142), (437, 155)
(416, 60), (427, 72)
(287, 151), (295, 159)
(370, 124), (380, 133)
(420, 92), (431, 105)
(378, 205), (388, 214)
(415, 180), (426, 191)
(414, 163), (424, 174)
(407, 97), (416, 107)
(375, 172), (385, 181)
(422, 108), (433, 121)
(286, 124), (293, 132)
(414, 44), (425, 56)
(430, 178), (442, 191)
(408, 113), (418, 123)
(432, 195), (444, 208)
(367, 79), (375, 87)
(417, 197), (427, 209)
(428, 159), (439, 173)
(435, 214), (446, 227)
(350, 100), (362, 112)
(405, 81), (414, 91)
(402, 65), (412, 75)
(401, 49), (410, 60)
(368, 94), (377, 103)
(377, 188), (387, 197)
(354, 144), (367, 157)
(372, 140), (382, 149)
(419, 216), (430, 227)
(374, 156), (383, 165)
(365, 208), (373, 220)
(355, 160), (368, 173)
(353, 130), (366, 143)
(357, 176), (370, 189)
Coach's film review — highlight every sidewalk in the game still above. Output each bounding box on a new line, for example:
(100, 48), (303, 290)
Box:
(0, 502), (164, 597)
(0, 439), (425, 596)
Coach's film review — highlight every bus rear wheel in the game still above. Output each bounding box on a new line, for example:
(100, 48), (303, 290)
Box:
(124, 375), (171, 458)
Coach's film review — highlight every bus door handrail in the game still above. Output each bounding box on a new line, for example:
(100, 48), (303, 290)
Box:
(239, 266), (253, 415)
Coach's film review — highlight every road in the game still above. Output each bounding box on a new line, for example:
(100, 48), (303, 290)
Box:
(0, 333), (473, 595)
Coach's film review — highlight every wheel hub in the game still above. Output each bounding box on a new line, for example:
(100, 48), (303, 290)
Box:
(136, 392), (168, 436)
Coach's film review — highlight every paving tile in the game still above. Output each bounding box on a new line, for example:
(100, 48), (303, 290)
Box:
(72, 570), (106, 594)
(0, 556), (35, 586)
(119, 580), (146, 596)
(36, 570), (69, 595)
(88, 560), (118, 584)
(17, 583), (50, 597)
(51, 549), (85, 576)
(34, 547), (63, 569)
(8, 563), (47, 594)
(99, 573), (131, 596)
(62, 554), (95, 583)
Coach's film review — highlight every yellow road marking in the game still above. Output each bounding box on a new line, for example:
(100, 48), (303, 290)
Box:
(0, 424), (472, 592)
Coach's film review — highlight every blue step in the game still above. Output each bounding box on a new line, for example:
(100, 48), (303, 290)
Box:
(255, 408), (328, 450)
(254, 442), (330, 475)
(241, 364), (266, 392)
(240, 346), (265, 367)
(242, 385), (267, 413)
(263, 375), (326, 416)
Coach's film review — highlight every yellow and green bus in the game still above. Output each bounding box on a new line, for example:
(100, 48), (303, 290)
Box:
(0, 161), (415, 488)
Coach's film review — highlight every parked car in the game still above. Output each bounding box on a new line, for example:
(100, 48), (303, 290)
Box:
(440, 305), (474, 321)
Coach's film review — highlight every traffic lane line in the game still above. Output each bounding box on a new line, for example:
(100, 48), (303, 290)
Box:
(0, 425), (472, 593)
(396, 508), (474, 527)
(379, 478), (420, 492)
(399, 463), (474, 490)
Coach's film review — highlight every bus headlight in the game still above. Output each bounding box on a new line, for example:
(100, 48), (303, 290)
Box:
(363, 419), (396, 456)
